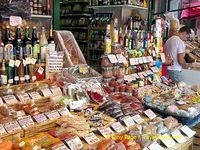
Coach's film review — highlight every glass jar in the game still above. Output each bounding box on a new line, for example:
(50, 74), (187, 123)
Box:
(113, 65), (120, 77)
(101, 67), (113, 78)
(101, 55), (113, 67)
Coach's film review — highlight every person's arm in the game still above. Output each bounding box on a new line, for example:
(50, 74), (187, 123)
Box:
(178, 53), (192, 69)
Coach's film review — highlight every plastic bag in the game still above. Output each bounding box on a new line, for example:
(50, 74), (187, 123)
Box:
(0, 0), (30, 20)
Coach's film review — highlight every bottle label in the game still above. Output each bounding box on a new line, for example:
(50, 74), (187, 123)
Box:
(9, 60), (15, 67)
(38, 67), (44, 75)
(26, 44), (33, 58)
(125, 38), (129, 47)
(48, 43), (56, 52)
(1, 75), (7, 84)
(105, 38), (111, 53)
(128, 39), (132, 50)
(8, 79), (14, 84)
(33, 44), (40, 59)
(41, 45), (48, 61)
(20, 77), (25, 82)
(4, 44), (13, 60)
(15, 60), (21, 67)
(25, 75), (30, 80)
(113, 29), (118, 43)
(32, 76), (36, 81)
(14, 76), (19, 81)
(0, 46), (3, 60)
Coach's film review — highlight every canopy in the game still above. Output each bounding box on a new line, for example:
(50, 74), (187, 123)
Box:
(181, 1), (200, 19)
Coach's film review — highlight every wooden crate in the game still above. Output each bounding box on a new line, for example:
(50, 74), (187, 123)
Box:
(192, 122), (200, 149)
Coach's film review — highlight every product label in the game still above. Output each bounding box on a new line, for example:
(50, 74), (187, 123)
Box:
(20, 77), (25, 82)
(132, 114), (144, 124)
(45, 110), (60, 120)
(129, 58), (139, 66)
(25, 75), (30, 80)
(9, 59), (15, 67)
(31, 58), (37, 65)
(57, 107), (70, 116)
(0, 124), (7, 135)
(116, 54), (127, 63)
(3, 121), (22, 133)
(105, 38), (111, 53)
(15, 60), (21, 67)
(52, 143), (69, 150)
(1, 75), (7, 85)
(66, 137), (83, 150)
(83, 132), (100, 145)
(48, 43), (56, 52)
(148, 141), (164, 150)
(107, 54), (118, 63)
(144, 109), (156, 120)
(4, 44), (13, 60)
(121, 116), (135, 127)
(28, 92), (42, 100)
(69, 99), (87, 111)
(8, 79), (14, 84)
(113, 29), (118, 43)
(38, 67), (44, 75)
(17, 93), (30, 102)
(33, 44), (40, 59)
(31, 76), (37, 81)
(33, 113), (48, 124)
(111, 122), (125, 133)
(14, 76), (19, 81)
(180, 125), (196, 138)
(25, 57), (32, 65)
(3, 95), (18, 105)
(41, 88), (52, 97)
(50, 86), (62, 95)
(159, 133), (176, 148)
(17, 115), (35, 129)
(98, 127), (114, 138)
(26, 44), (33, 58)
(171, 130), (187, 143)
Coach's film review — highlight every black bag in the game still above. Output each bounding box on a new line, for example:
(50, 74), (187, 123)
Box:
(0, 0), (30, 20)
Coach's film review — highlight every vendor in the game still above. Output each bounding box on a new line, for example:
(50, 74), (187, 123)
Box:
(165, 26), (193, 83)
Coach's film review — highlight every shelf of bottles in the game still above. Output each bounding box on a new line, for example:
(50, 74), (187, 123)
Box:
(100, 16), (163, 88)
(0, 24), (55, 87)
(60, 0), (93, 60)
(30, 0), (52, 16)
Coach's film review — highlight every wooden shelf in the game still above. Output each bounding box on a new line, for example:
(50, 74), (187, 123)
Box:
(60, 13), (91, 17)
(31, 14), (52, 19)
(88, 4), (148, 10)
(60, 0), (89, 5)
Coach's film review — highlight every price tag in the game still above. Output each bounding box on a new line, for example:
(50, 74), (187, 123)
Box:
(132, 114), (144, 124)
(124, 75), (133, 82)
(0, 124), (7, 135)
(116, 54), (127, 63)
(25, 57), (32, 65)
(83, 132), (100, 145)
(50, 86), (62, 95)
(0, 97), (3, 106)
(160, 53), (166, 63)
(3, 95), (18, 105)
(133, 73), (140, 79)
(148, 141), (165, 150)
(23, 59), (27, 66)
(142, 57), (148, 63)
(17, 116), (35, 129)
(17, 93), (31, 102)
(144, 109), (156, 120)
(138, 73), (144, 79)
(111, 122), (125, 133)
(69, 99), (87, 111)
(171, 130), (187, 143)
(57, 107), (70, 116)
(180, 125), (196, 138)
(159, 133), (176, 148)
(147, 56), (154, 62)
(142, 147), (149, 150)
(176, 100), (187, 105)
(45, 110), (60, 120)
(107, 54), (118, 63)
(146, 70), (153, 75)
(33, 113), (48, 124)
(130, 58), (139, 65)
(9, 16), (22, 26)
(41, 88), (52, 97)
(15, 60), (21, 67)
(65, 137), (83, 150)
(98, 127), (114, 138)
(31, 58), (37, 65)
(52, 143), (70, 150)
(9, 59), (15, 67)
(3, 121), (22, 133)
(121, 116), (135, 127)
(15, 111), (26, 118)
(150, 67), (159, 73)
(38, 67), (44, 75)
(28, 92), (42, 100)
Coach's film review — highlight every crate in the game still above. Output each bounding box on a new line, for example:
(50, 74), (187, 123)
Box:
(192, 123), (200, 149)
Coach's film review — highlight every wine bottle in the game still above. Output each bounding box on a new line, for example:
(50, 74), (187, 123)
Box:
(0, 29), (4, 61)
(35, 53), (45, 81)
(39, 27), (48, 62)
(104, 24), (111, 54)
(48, 24), (55, 52)
(18, 48), (25, 84)
(3, 25), (13, 61)
(32, 26), (40, 61)
(113, 18), (118, 44)
(13, 54), (19, 85)
(23, 26), (33, 58)
(14, 26), (22, 60)
(1, 59), (7, 85)
(23, 48), (30, 83)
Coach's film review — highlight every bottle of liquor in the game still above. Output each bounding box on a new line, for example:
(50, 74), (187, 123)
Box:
(112, 18), (118, 44)
(3, 25), (13, 61)
(104, 24), (111, 54)
(46, 0), (51, 15)
(39, 27), (48, 62)
(35, 54), (45, 81)
(1, 59), (7, 85)
(23, 26), (33, 58)
(13, 54), (19, 85)
(18, 48), (25, 84)
(7, 59), (14, 85)
(123, 27), (128, 48)
(23, 48), (30, 83)
(118, 27), (124, 46)
(32, 26), (40, 61)
(98, 0), (103, 5)
(48, 24), (55, 52)
(127, 29), (132, 50)
(0, 29), (4, 61)
(14, 26), (22, 60)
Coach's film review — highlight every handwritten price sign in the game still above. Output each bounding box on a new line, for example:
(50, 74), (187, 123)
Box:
(9, 16), (22, 27)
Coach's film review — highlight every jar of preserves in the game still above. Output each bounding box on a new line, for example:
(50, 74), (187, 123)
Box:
(101, 55), (113, 67)
(101, 67), (113, 78)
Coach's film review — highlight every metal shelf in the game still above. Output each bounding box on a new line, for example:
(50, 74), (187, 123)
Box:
(88, 4), (148, 10)
(60, 13), (92, 17)
(31, 14), (52, 19)
(60, 26), (88, 30)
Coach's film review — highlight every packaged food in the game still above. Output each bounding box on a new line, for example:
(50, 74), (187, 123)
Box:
(0, 140), (12, 150)
(101, 55), (113, 67)
(101, 67), (113, 78)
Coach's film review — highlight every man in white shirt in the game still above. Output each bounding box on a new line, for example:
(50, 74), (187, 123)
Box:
(165, 26), (192, 83)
